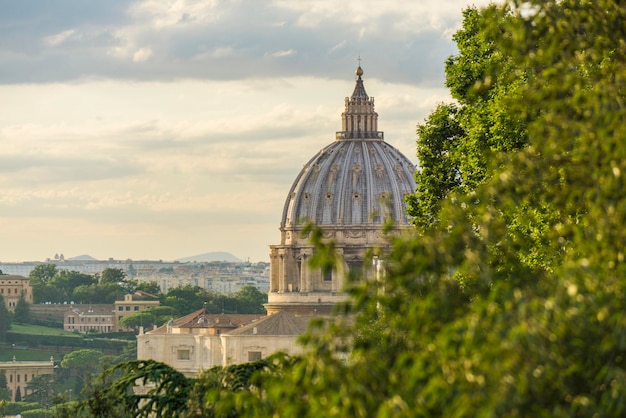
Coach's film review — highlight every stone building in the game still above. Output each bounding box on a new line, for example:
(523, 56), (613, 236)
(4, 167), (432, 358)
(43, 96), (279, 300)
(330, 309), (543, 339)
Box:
(0, 274), (33, 312)
(64, 305), (115, 333)
(0, 358), (55, 401)
(114, 291), (160, 331)
(138, 65), (416, 371)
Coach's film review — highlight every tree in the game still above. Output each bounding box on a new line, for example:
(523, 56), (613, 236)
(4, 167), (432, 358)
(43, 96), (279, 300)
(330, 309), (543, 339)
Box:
(52, 270), (97, 301)
(160, 285), (206, 316)
(61, 349), (104, 384)
(28, 264), (57, 286)
(134, 281), (161, 296)
(12, 291), (31, 324)
(234, 286), (268, 314)
(24, 374), (54, 407)
(14, 386), (21, 402)
(100, 268), (126, 285)
(29, 264), (58, 303)
(0, 295), (10, 342)
(407, 5), (530, 229)
(118, 306), (174, 331)
(0, 370), (10, 401)
(76, 360), (193, 418)
(72, 282), (126, 304)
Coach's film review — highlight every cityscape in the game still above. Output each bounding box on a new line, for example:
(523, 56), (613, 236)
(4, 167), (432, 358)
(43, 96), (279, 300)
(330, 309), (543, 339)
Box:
(1, 0), (624, 417)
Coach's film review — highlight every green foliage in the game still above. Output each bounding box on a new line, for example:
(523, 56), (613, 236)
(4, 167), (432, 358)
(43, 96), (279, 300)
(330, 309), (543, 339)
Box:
(60, 349), (105, 383)
(233, 286), (267, 314)
(135, 281), (161, 295)
(99, 268), (127, 285)
(77, 360), (193, 418)
(72, 282), (126, 304)
(0, 401), (41, 416)
(408, 5), (529, 229)
(0, 370), (9, 401)
(118, 306), (174, 330)
(12, 291), (32, 324)
(160, 285), (266, 316)
(0, 294), (11, 341)
(24, 374), (54, 406)
(28, 264), (57, 287)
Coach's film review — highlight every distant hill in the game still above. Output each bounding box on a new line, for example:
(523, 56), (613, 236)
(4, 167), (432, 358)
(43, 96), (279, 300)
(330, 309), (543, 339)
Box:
(176, 252), (242, 263)
(67, 254), (98, 261)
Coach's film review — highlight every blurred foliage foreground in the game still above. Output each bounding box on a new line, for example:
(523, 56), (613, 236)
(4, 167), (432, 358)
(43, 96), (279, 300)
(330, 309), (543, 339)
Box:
(65, 1), (626, 417)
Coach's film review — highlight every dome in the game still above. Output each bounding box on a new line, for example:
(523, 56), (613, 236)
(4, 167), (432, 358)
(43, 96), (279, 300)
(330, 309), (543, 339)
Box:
(266, 66), (416, 315)
(281, 138), (415, 229)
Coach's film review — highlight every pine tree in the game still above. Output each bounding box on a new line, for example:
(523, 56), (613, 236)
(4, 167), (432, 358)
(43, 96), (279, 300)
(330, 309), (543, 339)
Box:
(12, 292), (31, 325)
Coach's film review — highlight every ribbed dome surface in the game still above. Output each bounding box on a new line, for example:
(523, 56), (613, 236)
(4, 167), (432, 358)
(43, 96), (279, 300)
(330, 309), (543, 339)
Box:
(281, 139), (415, 227)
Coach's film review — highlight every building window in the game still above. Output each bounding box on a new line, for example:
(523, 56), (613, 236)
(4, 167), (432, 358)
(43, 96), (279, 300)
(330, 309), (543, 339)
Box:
(248, 351), (262, 361)
(118, 306), (123, 311)
(177, 349), (191, 360)
(125, 306), (130, 311)
(134, 306), (139, 311)
(323, 267), (333, 282)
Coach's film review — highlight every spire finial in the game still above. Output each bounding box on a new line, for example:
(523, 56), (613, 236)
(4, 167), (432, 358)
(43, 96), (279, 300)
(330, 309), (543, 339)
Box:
(356, 56), (363, 78)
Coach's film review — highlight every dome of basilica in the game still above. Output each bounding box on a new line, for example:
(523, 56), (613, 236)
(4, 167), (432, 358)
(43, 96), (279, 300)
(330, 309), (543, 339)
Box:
(266, 66), (416, 315)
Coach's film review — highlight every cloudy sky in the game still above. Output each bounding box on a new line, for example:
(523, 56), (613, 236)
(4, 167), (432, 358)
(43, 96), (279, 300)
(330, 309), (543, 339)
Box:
(0, 0), (490, 263)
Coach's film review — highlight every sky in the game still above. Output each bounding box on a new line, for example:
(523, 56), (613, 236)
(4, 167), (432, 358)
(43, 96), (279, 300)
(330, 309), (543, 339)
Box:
(0, 0), (491, 263)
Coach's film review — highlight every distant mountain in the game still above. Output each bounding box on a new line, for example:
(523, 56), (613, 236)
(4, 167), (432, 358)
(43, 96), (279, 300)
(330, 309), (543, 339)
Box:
(67, 254), (98, 261)
(176, 252), (242, 263)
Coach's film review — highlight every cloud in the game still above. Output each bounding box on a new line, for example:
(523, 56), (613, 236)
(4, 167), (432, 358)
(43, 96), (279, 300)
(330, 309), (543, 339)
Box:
(44, 29), (79, 46)
(0, 0), (492, 85)
(270, 49), (296, 58)
(133, 47), (153, 62)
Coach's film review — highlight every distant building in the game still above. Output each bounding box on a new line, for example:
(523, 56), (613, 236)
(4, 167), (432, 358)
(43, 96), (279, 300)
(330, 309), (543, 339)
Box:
(114, 291), (160, 331)
(64, 305), (115, 333)
(0, 357), (55, 401)
(137, 309), (309, 375)
(0, 274), (33, 312)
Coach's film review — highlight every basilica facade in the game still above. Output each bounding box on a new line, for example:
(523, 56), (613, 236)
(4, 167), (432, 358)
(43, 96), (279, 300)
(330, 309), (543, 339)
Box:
(138, 66), (416, 370)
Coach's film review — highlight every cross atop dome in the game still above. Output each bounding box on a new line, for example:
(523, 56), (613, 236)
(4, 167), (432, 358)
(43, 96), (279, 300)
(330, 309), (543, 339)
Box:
(356, 56), (364, 78)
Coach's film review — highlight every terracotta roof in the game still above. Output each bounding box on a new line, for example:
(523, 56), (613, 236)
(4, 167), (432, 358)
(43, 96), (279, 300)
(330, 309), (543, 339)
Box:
(0, 275), (29, 281)
(147, 308), (205, 334)
(224, 311), (313, 336)
(146, 309), (264, 334)
(67, 305), (115, 315)
(178, 313), (264, 329)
